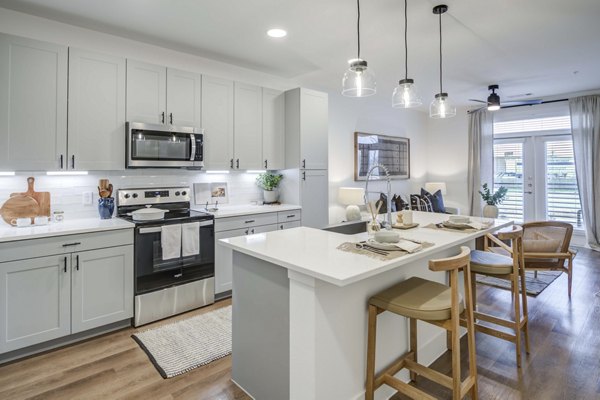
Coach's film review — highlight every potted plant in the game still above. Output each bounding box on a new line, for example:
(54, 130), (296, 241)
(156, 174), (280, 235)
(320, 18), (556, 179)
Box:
(256, 172), (283, 204)
(478, 183), (508, 218)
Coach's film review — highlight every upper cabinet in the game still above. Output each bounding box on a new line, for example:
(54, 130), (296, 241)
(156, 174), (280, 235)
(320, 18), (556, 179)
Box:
(202, 75), (234, 170)
(0, 34), (68, 170)
(126, 60), (201, 128)
(234, 82), (263, 170)
(68, 48), (126, 170)
(262, 88), (285, 170)
(285, 88), (328, 170)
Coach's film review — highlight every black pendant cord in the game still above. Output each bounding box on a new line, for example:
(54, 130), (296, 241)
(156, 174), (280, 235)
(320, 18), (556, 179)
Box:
(404, 0), (408, 80)
(357, 0), (361, 60)
(438, 11), (443, 94)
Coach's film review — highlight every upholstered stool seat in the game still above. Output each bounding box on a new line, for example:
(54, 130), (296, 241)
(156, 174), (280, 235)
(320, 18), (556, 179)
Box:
(470, 250), (514, 275)
(370, 277), (464, 321)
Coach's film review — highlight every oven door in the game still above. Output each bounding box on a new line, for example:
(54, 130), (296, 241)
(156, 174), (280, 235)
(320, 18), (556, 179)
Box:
(127, 122), (197, 168)
(134, 220), (214, 294)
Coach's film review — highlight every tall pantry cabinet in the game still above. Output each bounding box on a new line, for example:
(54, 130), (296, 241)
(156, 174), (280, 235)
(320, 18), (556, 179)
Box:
(281, 88), (329, 229)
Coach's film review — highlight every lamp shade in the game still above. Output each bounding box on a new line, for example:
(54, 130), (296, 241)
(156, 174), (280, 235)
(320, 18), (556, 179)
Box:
(425, 182), (447, 196)
(342, 60), (376, 97)
(392, 79), (422, 108)
(338, 187), (365, 205)
(430, 93), (456, 119)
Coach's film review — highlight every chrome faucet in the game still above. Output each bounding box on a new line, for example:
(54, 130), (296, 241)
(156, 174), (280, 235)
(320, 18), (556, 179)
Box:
(364, 164), (393, 230)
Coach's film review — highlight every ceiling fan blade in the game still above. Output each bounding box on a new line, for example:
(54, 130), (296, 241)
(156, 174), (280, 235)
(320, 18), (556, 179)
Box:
(468, 99), (488, 104)
(502, 99), (543, 106)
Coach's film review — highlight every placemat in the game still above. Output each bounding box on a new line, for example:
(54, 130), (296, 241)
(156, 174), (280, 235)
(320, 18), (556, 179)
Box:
(336, 241), (434, 261)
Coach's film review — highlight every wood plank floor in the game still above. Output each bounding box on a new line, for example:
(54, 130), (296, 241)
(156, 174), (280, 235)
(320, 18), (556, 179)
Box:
(0, 248), (598, 399)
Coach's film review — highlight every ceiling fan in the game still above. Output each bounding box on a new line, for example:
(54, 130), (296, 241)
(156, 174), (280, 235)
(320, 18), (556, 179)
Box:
(469, 84), (542, 111)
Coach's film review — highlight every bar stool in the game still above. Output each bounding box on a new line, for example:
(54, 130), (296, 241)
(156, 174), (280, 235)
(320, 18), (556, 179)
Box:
(365, 246), (477, 400)
(468, 225), (530, 368)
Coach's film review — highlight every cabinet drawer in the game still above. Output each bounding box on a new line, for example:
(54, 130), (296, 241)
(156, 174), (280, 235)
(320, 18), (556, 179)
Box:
(215, 212), (278, 232)
(0, 229), (134, 263)
(277, 210), (301, 223)
(279, 221), (302, 230)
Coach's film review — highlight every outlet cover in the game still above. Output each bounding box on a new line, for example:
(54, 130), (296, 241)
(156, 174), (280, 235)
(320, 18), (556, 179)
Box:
(82, 191), (93, 205)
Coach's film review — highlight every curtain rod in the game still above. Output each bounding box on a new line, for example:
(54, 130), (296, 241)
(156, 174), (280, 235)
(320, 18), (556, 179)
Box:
(467, 98), (569, 114)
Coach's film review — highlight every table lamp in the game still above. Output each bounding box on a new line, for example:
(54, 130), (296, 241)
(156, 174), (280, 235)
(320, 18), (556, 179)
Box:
(338, 187), (365, 221)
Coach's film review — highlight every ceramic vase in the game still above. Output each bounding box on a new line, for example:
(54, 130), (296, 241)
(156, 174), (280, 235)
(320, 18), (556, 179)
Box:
(482, 204), (499, 218)
(263, 189), (279, 204)
(98, 197), (115, 219)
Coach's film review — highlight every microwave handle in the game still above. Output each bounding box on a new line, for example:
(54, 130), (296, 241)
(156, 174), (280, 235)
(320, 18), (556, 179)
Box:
(190, 134), (196, 161)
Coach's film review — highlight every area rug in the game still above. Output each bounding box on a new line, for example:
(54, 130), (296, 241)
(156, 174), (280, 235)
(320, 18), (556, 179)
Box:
(476, 271), (563, 296)
(132, 305), (232, 378)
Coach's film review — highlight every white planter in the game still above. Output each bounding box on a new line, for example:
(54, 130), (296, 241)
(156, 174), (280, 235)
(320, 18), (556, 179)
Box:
(263, 189), (279, 204)
(483, 204), (499, 218)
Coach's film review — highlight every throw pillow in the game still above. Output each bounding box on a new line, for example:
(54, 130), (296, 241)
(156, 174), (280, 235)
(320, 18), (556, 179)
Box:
(421, 188), (446, 213)
(410, 194), (433, 212)
(392, 194), (409, 211)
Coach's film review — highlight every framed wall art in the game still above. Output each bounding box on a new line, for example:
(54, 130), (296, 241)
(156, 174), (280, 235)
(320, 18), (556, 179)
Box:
(354, 132), (410, 180)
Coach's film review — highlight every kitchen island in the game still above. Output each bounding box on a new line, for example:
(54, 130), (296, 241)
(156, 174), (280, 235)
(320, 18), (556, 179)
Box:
(220, 211), (512, 400)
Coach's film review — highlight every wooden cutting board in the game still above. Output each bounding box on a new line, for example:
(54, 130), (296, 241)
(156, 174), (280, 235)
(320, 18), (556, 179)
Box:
(0, 195), (40, 225)
(10, 177), (51, 217)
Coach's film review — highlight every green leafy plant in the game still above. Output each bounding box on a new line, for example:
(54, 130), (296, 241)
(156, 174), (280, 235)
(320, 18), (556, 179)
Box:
(256, 172), (283, 191)
(479, 183), (508, 205)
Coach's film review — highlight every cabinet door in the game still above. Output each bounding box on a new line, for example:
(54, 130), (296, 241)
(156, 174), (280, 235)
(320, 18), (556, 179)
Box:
(253, 224), (279, 234)
(0, 34), (67, 170)
(166, 68), (201, 128)
(202, 75), (234, 169)
(71, 245), (134, 334)
(0, 255), (70, 353)
(300, 89), (328, 170)
(126, 60), (166, 124)
(279, 221), (301, 230)
(214, 228), (249, 295)
(234, 82), (263, 170)
(301, 169), (329, 228)
(262, 88), (285, 170)
(68, 48), (126, 170)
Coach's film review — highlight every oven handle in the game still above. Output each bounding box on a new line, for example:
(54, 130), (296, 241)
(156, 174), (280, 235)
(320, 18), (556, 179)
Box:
(138, 220), (213, 234)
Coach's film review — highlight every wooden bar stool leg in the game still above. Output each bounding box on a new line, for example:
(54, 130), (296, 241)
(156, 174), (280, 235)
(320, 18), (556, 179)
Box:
(450, 270), (462, 400)
(409, 318), (418, 382)
(464, 269), (479, 400)
(471, 271), (478, 320)
(568, 255), (574, 298)
(365, 305), (378, 400)
(512, 270), (522, 368)
(519, 248), (530, 355)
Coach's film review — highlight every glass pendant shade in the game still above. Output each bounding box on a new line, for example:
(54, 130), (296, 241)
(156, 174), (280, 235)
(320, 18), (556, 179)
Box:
(429, 93), (456, 119)
(342, 59), (376, 97)
(392, 79), (422, 108)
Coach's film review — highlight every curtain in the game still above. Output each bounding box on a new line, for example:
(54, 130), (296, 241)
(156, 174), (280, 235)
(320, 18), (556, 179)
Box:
(569, 95), (600, 251)
(467, 109), (494, 216)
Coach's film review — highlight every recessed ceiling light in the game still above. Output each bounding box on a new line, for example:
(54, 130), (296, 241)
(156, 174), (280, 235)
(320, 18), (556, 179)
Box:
(267, 28), (287, 38)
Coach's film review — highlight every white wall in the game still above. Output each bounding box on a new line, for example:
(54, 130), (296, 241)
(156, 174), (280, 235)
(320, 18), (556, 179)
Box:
(328, 93), (429, 223)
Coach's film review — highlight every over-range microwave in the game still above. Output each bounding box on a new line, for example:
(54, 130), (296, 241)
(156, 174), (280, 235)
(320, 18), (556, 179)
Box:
(126, 122), (204, 168)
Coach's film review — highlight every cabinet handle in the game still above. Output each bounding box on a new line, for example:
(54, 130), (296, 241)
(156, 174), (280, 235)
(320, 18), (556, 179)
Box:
(302, 159), (306, 168)
(244, 220), (255, 224)
(236, 159), (240, 169)
(71, 155), (75, 169)
(245, 229), (249, 235)
(62, 242), (81, 247)
(230, 159), (234, 169)
(63, 256), (68, 273)
(251, 228), (255, 234)
(264, 160), (268, 169)
(75, 255), (80, 271)
(161, 112), (165, 123)
(287, 214), (296, 218)
(169, 113), (173, 124)
(280, 224), (284, 230)
(60, 154), (64, 169)
(302, 171), (306, 181)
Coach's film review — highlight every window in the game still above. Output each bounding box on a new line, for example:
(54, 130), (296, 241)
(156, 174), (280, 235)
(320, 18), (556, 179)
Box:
(545, 140), (583, 227)
(493, 141), (524, 222)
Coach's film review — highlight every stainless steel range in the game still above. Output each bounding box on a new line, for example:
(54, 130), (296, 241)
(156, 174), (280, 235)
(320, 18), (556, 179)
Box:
(117, 187), (215, 326)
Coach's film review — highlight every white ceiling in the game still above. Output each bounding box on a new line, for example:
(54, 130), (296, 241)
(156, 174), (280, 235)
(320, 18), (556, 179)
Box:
(1, 0), (599, 107)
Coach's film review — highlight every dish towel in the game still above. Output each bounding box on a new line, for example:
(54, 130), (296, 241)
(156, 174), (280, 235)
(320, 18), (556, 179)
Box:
(182, 222), (200, 257)
(161, 224), (182, 260)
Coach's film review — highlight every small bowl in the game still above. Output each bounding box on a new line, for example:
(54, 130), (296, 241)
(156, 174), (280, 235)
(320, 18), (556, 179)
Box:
(373, 230), (400, 243)
(448, 216), (470, 224)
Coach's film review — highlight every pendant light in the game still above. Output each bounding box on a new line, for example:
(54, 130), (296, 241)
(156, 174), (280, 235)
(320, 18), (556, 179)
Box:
(430, 5), (456, 119)
(392, 0), (421, 108)
(487, 84), (501, 111)
(342, 0), (376, 97)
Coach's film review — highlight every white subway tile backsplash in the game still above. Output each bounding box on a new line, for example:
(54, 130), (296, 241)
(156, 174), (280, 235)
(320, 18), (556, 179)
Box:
(0, 170), (263, 220)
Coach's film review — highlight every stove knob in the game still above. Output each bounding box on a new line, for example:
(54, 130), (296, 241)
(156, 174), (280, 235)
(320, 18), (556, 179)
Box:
(132, 193), (138, 199)
(124, 194), (130, 199)
(181, 191), (187, 196)
(175, 191), (181, 196)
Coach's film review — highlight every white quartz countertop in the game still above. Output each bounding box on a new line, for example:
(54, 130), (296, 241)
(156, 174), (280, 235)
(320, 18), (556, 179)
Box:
(192, 204), (301, 219)
(0, 217), (135, 243)
(220, 211), (513, 287)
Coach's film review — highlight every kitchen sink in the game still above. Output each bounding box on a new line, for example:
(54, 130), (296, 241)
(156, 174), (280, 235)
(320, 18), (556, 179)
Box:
(322, 220), (367, 235)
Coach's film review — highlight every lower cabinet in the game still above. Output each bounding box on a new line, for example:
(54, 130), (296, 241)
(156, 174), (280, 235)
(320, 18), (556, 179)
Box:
(214, 210), (301, 296)
(0, 230), (134, 354)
